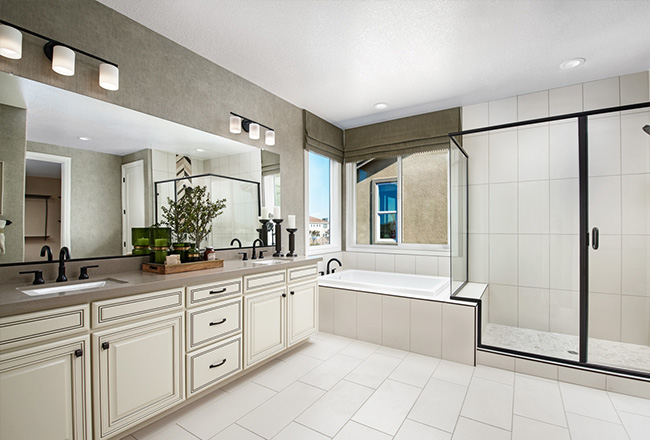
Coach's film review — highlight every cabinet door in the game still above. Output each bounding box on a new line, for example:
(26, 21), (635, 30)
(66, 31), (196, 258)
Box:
(0, 336), (91, 440)
(244, 287), (286, 367)
(93, 313), (184, 440)
(287, 280), (319, 346)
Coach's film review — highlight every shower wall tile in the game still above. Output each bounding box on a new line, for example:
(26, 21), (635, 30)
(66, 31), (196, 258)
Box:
(589, 176), (622, 235)
(550, 178), (579, 234)
(489, 183), (518, 234)
(588, 116), (621, 177)
(438, 257), (450, 277)
(518, 287), (550, 332)
(469, 185), (489, 233)
(375, 254), (395, 273)
(622, 173), (650, 235)
(464, 134), (489, 185)
(589, 292), (621, 342)
(621, 235), (650, 297)
(621, 111), (650, 174)
(489, 234), (518, 285)
(489, 130), (518, 183)
(462, 102), (489, 130)
(469, 234), (489, 283)
(621, 296), (650, 345)
(489, 284), (518, 326)
(415, 255), (439, 276)
(394, 254), (416, 274)
(549, 121), (579, 179)
(583, 77), (620, 111)
(589, 234), (622, 295)
(343, 252), (359, 270)
(489, 97), (518, 126)
(549, 84), (583, 116)
(518, 181), (550, 234)
(549, 235), (580, 291)
(517, 125), (549, 181)
(518, 91), (549, 121)
(619, 71), (650, 105)
(518, 235), (550, 289)
(550, 290), (580, 336)
(357, 253), (376, 271)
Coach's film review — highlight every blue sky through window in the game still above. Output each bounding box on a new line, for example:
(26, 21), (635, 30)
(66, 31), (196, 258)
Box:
(309, 152), (330, 221)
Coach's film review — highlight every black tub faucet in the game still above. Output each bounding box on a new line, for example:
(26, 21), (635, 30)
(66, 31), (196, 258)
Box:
(56, 247), (71, 282)
(230, 238), (242, 248)
(251, 239), (263, 259)
(40, 245), (53, 261)
(327, 258), (342, 274)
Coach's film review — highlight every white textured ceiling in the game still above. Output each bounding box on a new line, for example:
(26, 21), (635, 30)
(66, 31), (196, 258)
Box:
(97, 0), (650, 128)
(0, 72), (258, 158)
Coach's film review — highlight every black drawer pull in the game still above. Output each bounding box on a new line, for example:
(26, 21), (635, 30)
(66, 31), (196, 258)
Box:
(282, 293), (287, 297)
(74, 349), (83, 358)
(209, 359), (227, 369)
(209, 318), (227, 326)
(101, 342), (110, 350)
(290, 291), (295, 295)
(209, 288), (227, 295)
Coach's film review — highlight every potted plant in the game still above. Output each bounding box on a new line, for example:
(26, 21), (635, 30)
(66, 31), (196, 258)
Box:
(160, 195), (190, 262)
(180, 185), (226, 252)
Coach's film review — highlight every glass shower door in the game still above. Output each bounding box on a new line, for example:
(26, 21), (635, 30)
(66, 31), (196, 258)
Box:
(587, 108), (650, 373)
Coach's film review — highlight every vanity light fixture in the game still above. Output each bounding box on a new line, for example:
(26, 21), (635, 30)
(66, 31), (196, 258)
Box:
(0, 20), (120, 91)
(229, 112), (275, 146)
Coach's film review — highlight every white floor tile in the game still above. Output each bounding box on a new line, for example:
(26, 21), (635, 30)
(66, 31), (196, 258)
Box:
(376, 345), (410, 359)
(338, 340), (379, 360)
(209, 424), (263, 440)
(618, 411), (650, 440)
(608, 391), (650, 417)
(352, 379), (422, 435)
(431, 360), (475, 386)
(296, 380), (373, 437)
(394, 419), (451, 440)
(299, 334), (353, 361)
(473, 365), (515, 386)
(451, 417), (510, 440)
(253, 353), (322, 391)
(299, 353), (362, 390)
(136, 425), (198, 440)
(408, 378), (468, 433)
(512, 415), (570, 440)
(460, 377), (513, 430)
(345, 352), (402, 389)
(389, 352), (440, 388)
(120, 436), (137, 440)
(560, 382), (620, 423)
(220, 360), (283, 393)
(332, 421), (392, 440)
(514, 374), (567, 427)
(237, 382), (324, 439)
(271, 422), (329, 440)
(177, 382), (275, 439)
(566, 412), (629, 440)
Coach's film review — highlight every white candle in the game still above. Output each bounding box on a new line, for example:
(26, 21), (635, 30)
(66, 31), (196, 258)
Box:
(287, 215), (296, 229)
(273, 206), (281, 219)
(261, 207), (269, 219)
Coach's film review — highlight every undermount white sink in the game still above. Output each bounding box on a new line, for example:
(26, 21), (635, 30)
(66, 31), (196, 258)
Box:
(19, 278), (128, 297)
(249, 259), (286, 265)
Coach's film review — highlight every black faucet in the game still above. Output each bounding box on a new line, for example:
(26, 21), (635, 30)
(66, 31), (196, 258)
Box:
(327, 258), (342, 274)
(230, 238), (242, 248)
(40, 245), (53, 261)
(251, 239), (264, 259)
(56, 247), (71, 282)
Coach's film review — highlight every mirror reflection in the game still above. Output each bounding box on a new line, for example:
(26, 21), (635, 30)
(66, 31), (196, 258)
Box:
(0, 72), (280, 265)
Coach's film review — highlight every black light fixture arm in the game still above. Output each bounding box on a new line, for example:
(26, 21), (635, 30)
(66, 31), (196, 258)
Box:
(0, 19), (118, 68)
(230, 112), (273, 132)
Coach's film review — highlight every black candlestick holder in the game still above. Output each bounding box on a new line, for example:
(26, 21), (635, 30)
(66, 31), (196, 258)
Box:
(286, 228), (298, 257)
(259, 219), (271, 246)
(272, 219), (284, 257)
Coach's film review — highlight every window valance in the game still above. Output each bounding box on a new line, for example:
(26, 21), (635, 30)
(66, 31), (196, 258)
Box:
(303, 110), (344, 162)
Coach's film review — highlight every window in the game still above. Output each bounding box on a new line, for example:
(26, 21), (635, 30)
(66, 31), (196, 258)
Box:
(348, 150), (448, 252)
(306, 151), (341, 253)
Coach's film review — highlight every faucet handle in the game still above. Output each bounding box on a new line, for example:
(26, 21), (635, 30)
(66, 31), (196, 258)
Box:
(259, 250), (268, 259)
(238, 252), (248, 261)
(79, 265), (99, 280)
(20, 270), (45, 285)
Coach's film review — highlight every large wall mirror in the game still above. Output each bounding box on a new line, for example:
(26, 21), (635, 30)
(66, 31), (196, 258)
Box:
(0, 72), (280, 265)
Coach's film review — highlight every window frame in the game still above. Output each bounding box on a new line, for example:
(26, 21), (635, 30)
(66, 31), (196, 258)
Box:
(372, 178), (399, 245)
(346, 154), (450, 256)
(305, 151), (341, 255)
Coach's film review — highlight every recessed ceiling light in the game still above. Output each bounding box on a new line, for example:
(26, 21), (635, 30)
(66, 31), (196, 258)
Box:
(374, 102), (388, 110)
(196, 148), (205, 152)
(559, 58), (585, 70)
(77, 136), (91, 141)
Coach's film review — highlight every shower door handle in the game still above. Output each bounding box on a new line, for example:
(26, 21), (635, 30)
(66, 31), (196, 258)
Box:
(591, 227), (599, 250)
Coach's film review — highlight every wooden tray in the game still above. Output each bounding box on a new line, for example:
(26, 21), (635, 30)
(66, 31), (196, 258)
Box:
(142, 259), (224, 274)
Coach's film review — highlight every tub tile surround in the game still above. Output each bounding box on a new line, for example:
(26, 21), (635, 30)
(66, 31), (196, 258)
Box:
(117, 331), (650, 440)
(464, 71), (650, 354)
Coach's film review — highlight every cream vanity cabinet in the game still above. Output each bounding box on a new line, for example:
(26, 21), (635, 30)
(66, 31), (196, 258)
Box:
(244, 265), (318, 367)
(91, 288), (185, 440)
(185, 278), (243, 396)
(0, 305), (91, 440)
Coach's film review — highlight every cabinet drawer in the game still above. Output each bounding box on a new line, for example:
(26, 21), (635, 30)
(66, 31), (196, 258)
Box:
(187, 335), (242, 396)
(0, 304), (89, 351)
(288, 264), (318, 283)
(92, 288), (184, 328)
(186, 278), (242, 307)
(187, 298), (242, 351)
(244, 269), (286, 293)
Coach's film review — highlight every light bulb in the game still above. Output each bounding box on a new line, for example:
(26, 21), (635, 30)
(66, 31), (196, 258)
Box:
(99, 63), (119, 90)
(265, 130), (275, 146)
(229, 115), (242, 134)
(52, 45), (75, 76)
(0, 24), (22, 59)
(249, 123), (260, 140)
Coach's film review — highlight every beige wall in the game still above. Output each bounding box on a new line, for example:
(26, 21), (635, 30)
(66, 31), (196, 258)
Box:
(0, 0), (305, 253)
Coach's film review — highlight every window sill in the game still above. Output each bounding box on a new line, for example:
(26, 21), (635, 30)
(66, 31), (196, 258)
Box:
(344, 245), (450, 257)
(307, 245), (342, 256)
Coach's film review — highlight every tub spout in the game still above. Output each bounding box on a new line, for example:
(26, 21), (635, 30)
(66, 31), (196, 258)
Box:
(327, 258), (342, 274)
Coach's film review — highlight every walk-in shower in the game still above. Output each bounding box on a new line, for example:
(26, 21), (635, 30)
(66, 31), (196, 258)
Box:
(451, 101), (650, 378)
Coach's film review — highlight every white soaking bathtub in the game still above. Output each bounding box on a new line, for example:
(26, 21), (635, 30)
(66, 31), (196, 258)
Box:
(318, 269), (450, 301)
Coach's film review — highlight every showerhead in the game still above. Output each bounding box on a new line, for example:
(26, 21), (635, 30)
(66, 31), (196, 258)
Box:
(644, 125), (650, 135)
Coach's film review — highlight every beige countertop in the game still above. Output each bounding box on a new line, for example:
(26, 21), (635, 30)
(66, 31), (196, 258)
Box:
(0, 257), (321, 318)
